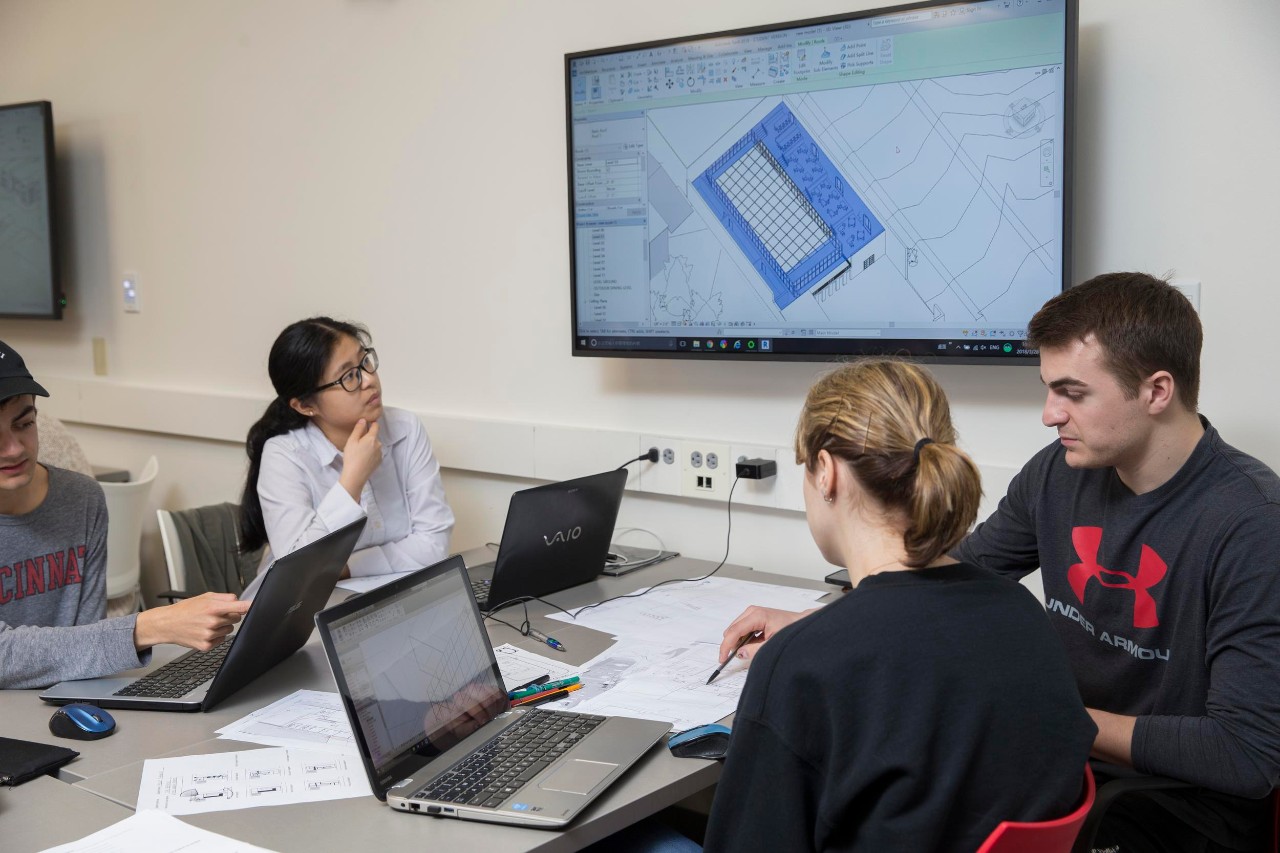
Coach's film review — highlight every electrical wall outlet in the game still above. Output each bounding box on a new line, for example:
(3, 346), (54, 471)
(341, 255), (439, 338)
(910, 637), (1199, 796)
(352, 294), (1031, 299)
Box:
(730, 443), (781, 508)
(681, 441), (730, 499)
(638, 435), (681, 496)
(122, 273), (141, 313)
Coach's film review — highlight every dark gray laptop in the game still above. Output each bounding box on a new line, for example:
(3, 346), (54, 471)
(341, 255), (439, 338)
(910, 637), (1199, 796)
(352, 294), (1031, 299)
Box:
(315, 555), (668, 829)
(40, 517), (366, 712)
(468, 469), (627, 610)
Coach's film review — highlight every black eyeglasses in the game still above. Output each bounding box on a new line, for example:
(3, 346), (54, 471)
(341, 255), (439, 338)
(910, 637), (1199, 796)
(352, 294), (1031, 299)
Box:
(312, 348), (379, 394)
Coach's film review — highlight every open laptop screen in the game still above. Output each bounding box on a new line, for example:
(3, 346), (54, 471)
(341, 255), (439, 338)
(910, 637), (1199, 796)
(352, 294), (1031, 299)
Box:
(324, 560), (507, 776)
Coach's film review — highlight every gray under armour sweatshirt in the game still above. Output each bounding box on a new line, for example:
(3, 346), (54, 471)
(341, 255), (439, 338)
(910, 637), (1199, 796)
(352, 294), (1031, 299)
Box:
(0, 466), (146, 689)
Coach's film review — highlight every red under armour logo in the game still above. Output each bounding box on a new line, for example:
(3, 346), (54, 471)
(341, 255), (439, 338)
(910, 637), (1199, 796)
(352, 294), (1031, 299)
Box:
(1067, 527), (1166, 629)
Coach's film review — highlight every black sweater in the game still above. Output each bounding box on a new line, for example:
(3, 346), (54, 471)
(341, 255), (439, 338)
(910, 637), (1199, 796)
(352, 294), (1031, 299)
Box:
(955, 420), (1280, 846)
(704, 563), (1096, 853)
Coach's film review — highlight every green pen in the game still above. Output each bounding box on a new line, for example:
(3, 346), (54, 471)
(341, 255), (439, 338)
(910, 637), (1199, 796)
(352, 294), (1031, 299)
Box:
(509, 675), (580, 700)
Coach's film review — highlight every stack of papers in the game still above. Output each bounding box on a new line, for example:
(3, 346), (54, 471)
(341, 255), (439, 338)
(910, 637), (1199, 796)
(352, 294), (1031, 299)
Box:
(544, 576), (827, 730)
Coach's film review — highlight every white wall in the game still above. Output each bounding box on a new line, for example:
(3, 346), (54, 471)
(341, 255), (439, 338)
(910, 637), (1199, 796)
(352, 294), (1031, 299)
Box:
(2, 0), (1278, 601)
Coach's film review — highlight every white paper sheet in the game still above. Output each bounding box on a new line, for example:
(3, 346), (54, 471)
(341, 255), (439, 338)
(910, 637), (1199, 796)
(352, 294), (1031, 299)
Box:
(214, 690), (357, 755)
(541, 638), (749, 731)
(548, 576), (826, 644)
(536, 577), (825, 731)
(40, 810), (277, 853)
(137, 747), (371, 815)
(335, 570), (417, 594)
(491, 643), (580, 692)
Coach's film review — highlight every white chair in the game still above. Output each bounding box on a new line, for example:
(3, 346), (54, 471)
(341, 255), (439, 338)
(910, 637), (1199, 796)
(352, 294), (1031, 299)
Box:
(157, 508), (186, 596)
(155, 503), (260, 600)
(100, 456), (159, 609)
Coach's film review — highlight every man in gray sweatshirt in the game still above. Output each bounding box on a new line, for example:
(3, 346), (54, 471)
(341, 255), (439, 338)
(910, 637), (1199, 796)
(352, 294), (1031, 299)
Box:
(0, 339), (251, 689)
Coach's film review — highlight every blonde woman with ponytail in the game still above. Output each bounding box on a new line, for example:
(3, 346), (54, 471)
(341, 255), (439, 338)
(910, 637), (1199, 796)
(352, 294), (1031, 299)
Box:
(701, 361), (1094, 852)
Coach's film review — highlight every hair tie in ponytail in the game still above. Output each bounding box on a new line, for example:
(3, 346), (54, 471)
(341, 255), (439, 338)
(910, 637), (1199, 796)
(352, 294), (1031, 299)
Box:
(913, 437), (934, 464)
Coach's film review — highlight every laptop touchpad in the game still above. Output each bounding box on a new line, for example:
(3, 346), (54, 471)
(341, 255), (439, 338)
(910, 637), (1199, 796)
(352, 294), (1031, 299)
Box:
(537, 760), (617, 795)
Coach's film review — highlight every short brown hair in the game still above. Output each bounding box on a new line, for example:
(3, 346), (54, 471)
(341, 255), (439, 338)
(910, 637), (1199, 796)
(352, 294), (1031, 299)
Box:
(1027, 272), (1201, 410)
(794, 360), (982, 568)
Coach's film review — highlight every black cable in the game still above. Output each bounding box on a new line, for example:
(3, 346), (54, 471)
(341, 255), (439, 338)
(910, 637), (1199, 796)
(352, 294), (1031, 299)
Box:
(617, 447), (660, 469)
(568, 475), (740, 618)
(483, 600), (533, 637)
(483, 594), (575, 621)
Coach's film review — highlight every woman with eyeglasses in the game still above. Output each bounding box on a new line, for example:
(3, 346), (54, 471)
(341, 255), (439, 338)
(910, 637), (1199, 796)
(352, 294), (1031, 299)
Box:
(238, 317), (453, 589)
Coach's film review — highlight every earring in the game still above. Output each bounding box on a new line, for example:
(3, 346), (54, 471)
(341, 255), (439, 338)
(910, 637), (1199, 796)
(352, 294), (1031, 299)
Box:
(823, 493), (834, 503)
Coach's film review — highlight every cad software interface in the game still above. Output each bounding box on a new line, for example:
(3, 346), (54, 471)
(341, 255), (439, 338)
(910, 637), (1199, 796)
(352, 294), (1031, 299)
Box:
(569, 0), (1069, 358)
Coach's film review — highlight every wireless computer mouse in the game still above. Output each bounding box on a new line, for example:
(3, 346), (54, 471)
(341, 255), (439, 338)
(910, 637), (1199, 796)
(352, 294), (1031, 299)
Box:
(48, 703), (116, 741)
(668, 723), (731, 760)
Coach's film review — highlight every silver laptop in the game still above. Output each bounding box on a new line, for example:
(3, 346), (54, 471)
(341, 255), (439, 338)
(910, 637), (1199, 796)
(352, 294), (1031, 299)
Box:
(468, 468), (627, 610)
(40, 517), (366, 712)
(315, 554), (669, 828)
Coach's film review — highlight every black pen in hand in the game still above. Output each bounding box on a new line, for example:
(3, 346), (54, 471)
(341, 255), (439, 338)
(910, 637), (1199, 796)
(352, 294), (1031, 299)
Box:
(706, 630), (763, 685)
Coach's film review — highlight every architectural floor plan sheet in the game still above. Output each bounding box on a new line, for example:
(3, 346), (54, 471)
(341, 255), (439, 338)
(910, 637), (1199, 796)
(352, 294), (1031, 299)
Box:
(543, 577), (828, 729)
(137, 747), (371, 815)
(215, 690), (357, 756)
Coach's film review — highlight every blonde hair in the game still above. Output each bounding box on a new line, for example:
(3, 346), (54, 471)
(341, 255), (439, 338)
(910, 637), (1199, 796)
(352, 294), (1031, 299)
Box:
(795, 360), (982, 567)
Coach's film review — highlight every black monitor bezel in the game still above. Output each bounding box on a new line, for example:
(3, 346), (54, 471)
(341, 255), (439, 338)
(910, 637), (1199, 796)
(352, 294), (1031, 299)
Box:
(565, 0), (1077, 365)
(0, 100), (63, 321)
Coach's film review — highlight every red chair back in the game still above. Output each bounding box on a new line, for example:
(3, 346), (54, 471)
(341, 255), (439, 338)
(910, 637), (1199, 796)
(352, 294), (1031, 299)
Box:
(976, 765), (1097, 853)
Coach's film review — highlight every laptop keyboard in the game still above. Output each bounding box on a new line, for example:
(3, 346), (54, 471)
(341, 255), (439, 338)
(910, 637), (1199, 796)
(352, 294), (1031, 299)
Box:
(470, 578), (491, 608)
(113, 636), (234, 697)
(413, 709), (605, 809)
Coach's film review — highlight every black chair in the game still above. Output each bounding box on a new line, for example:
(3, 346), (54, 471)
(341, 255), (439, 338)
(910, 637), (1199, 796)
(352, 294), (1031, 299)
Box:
(1071, 762), (1278, 853)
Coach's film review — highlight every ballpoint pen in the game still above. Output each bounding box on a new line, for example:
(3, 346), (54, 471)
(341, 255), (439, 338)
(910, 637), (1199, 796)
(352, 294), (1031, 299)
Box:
(706, 630), (763, 684)
(527, 627), (566, 652)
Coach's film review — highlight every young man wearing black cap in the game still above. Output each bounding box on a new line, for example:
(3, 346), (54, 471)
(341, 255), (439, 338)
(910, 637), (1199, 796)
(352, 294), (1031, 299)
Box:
(0, 339), (251, 689)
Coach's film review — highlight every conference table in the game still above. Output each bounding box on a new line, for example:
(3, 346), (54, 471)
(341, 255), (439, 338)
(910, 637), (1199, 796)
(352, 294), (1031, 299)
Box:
(0, 554), (836, 852)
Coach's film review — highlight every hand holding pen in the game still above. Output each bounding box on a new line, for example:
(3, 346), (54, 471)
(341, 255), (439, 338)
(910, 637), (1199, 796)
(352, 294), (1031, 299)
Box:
(706, 630), (762, 684)
(715, 605), (819, 668)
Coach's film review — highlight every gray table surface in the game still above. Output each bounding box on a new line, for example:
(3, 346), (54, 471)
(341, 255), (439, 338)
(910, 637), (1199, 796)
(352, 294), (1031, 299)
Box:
(5, 554), (835, 851)
(0, 775), (133, 853)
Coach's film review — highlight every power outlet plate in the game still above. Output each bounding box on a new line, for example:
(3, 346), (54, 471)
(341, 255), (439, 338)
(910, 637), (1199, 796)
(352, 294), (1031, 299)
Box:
(638, 435), (681, 496)
(122, 273), (141, 313)
(681, 441), (730, 499)
(730, 443), (781, 508)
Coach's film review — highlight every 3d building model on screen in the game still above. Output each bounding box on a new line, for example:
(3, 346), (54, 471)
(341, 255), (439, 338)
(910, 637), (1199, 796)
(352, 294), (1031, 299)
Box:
(694, 103), (883, 311)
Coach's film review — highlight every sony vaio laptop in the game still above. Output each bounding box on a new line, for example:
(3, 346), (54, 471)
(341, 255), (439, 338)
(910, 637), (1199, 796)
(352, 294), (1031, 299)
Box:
(41, 517), (366, 712)
(467, 468), (627, 610)
(315, 554), (669, 828)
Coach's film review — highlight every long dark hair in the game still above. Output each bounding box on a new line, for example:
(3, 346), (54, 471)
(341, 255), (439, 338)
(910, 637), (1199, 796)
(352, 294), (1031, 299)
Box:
(239, 317), (371, 552)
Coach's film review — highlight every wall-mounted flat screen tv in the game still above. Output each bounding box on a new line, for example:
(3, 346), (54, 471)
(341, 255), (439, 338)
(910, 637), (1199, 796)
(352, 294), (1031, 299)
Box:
(567, 0), (1076, 362)
(0, 101), (63, 320)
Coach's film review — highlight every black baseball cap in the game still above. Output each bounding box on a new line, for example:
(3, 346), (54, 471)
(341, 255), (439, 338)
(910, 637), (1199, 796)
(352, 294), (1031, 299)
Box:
(0, 340), (50, 403)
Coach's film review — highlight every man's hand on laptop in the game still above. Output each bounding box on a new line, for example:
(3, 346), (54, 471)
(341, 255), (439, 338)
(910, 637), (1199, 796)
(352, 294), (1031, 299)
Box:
(133, 593), (253, 652)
